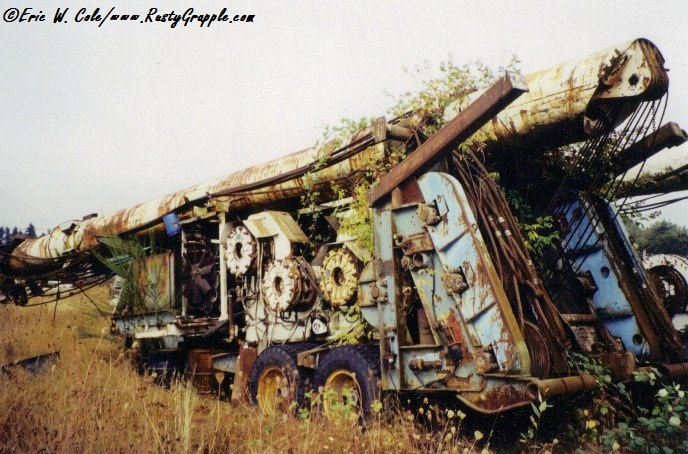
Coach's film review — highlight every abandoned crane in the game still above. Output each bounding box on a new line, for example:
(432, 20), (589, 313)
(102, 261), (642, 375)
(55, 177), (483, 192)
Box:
(2, 38), (687, 416)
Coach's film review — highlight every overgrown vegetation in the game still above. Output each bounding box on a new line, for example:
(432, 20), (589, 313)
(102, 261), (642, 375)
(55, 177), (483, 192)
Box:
(300, 56), (524, 256)
(3, 285), (688, 452)
(387, 57), (521, 133)
(560, 352), (688, 453)
(0, 287), (498, 453)
(299, 117), (406, 254)
(94, 236), (166, 314)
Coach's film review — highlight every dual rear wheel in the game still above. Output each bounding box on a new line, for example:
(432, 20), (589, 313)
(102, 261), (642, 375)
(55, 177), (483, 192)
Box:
(249, 344), (380, 420)
(249, 344), (312, 416)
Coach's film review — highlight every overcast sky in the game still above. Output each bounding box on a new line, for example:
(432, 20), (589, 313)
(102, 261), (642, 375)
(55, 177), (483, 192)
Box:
(2, 1), (688, 233)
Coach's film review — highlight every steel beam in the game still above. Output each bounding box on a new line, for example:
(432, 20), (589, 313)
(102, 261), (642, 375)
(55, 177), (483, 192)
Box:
(612, 122), (688, 174)
(366, 71), (527, 205)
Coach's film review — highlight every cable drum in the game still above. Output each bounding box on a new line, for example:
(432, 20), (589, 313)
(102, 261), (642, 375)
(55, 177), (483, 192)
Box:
(225, 226), (257, 277)
(644, 254), (688, 318)
(320, 248), (359, 307)
(262, 258), (304, 312)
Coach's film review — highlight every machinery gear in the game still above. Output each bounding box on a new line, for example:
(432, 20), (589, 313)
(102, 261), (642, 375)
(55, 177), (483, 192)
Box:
(320, 248), (359, 306)
(262, 258), (312, 312)
(225, 225), (257, 277)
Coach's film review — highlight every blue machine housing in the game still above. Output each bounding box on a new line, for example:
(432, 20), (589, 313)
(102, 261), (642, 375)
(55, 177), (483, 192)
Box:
(556, 193), (682, 362)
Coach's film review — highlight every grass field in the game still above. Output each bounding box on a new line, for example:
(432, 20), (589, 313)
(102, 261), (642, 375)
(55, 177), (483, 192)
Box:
(6, 284), (687, 453)
(0, 284), (504, 453)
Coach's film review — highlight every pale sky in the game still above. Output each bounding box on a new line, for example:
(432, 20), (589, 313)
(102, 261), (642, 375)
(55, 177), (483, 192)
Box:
(2, 1), (688, 233)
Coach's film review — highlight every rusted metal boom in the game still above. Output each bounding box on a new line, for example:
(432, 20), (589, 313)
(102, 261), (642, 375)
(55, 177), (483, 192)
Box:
(623, 166), (688, 197)
(458, 38), (668, 159)
(612, 122), (688, 174)
(1, 38), (671, 280)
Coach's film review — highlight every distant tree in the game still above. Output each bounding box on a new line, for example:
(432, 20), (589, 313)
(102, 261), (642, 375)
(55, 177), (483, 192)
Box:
(3, 227), (9, 242)
(11, 227), (18, 237)
(25, 223), (36, 237)
(628, 220), (688, 257)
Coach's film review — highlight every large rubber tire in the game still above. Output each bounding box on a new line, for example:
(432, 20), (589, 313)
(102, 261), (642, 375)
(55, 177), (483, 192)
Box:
(313, 345), (381, 421)
(249, 344), (313, 416)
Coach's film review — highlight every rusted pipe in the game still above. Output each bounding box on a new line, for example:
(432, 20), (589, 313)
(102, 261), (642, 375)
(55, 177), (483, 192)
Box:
(531, 373), (597, 399)
(655, 362), (688, 379)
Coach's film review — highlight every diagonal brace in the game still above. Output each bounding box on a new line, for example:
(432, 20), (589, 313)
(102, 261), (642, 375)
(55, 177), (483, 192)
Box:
(367, 71), (527, 205)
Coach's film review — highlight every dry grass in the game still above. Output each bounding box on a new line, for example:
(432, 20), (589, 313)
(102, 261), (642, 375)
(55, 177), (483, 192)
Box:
(0, 285), (499, 453)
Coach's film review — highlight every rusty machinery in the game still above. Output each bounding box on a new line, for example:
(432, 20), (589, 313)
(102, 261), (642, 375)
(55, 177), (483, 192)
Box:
(2, 38), (688, 415)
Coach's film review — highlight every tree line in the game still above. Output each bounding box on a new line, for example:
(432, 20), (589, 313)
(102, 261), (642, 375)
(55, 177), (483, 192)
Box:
(626, 219), (688, 257)
(0, 224), (37, 245)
